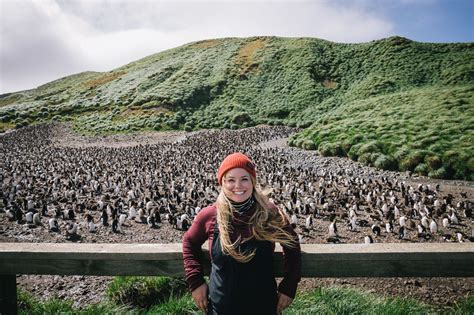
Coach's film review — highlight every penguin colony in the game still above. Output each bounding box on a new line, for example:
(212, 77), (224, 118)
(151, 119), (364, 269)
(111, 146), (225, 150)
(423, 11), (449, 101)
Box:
(0, 124), (472, 245)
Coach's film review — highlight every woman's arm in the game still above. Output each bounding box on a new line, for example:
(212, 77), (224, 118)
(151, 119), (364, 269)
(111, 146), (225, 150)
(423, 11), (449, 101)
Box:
(182, 205), (215, 292)
(277, 212), (302, 299)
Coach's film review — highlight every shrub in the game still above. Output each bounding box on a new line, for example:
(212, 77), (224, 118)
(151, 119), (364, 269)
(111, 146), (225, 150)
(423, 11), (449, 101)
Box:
(358, 153), (375, 166)
(442, 150), (459, 166)
(468, 157), (474, 171)
(350, 134), (365, 145)
(232, 112), (252, 125)
(348, 143), (364, 160)
(184, 124), (193, 132)
(341, 140), (352, 154)
(414, 163), (429, 176)
(296, 121), (311, 128)
(425, 155), (442, 170)
(288, 138), (296, 147)
(358, 141), (382, 155)
(428, 167), (449, 179)
(302, 139), (316, 150)
(374, 154), (397, 170)
(318, 142), (343, 157)
(399, 150), (425, 172)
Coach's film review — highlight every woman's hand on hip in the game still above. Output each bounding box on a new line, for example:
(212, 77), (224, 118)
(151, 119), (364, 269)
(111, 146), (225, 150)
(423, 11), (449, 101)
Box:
(191, 283), (209, 313)
(277, 292), (293, 314)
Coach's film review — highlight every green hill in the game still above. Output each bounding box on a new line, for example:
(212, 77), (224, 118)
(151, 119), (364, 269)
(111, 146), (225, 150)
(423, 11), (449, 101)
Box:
(1, 36), (473, 180)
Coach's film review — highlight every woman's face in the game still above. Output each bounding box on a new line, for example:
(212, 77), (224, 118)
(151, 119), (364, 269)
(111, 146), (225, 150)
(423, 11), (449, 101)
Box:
(222, 168), (254, 203)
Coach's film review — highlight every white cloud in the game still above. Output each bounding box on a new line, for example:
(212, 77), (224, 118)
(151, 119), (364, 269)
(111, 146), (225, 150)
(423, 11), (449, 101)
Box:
(0, 0), (393, 94)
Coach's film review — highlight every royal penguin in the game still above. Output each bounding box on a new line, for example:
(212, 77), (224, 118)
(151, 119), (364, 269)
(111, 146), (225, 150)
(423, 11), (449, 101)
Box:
(48, 218), (59, 232)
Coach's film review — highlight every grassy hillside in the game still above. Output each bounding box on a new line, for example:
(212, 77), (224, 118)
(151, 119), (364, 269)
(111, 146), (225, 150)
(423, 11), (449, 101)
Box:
(1, 36), (472, 180)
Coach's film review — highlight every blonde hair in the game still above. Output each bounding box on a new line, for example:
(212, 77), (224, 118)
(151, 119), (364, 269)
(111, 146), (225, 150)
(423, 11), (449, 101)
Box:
(216, 176), (297, 263)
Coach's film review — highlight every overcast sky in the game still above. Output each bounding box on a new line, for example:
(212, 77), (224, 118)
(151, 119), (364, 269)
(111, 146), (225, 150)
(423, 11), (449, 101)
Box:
(1, 0), (473, 94)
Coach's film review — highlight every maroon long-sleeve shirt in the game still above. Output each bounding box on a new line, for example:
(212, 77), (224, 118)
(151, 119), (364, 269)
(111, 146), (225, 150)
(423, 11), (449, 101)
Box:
(182, 204), (302, 299)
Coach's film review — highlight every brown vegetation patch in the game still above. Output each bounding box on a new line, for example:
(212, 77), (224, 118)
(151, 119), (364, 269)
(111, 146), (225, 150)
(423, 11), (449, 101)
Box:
(323, 80), (338, 89)
(235, 38), (268, 75)
(82, 71), (126, 89)
(121, 108), (145, 117)
(121, 107), (171, 118)
(193, 39), (220, 49)
(145, 106), (172, 113)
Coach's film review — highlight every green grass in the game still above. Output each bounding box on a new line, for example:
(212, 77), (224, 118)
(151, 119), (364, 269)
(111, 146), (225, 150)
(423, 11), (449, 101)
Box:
(106, 276), (188, 309)
(17, 279), (473, 315)
(1, 36), (472, 179)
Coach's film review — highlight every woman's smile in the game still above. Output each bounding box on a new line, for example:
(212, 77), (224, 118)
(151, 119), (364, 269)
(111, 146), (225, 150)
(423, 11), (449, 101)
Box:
(223, 168), (253, 202)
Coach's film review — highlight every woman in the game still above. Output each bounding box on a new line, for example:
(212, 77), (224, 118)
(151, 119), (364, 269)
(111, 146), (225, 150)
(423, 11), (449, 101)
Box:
(183, 152), (301, 314)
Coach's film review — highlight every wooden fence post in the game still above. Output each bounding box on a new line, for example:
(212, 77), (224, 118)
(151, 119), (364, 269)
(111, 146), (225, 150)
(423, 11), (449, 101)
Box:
(0, 275), (17, 315)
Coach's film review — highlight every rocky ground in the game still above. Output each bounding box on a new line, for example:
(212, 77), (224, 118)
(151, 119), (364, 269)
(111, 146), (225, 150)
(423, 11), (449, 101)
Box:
(1, 125), (473, 311)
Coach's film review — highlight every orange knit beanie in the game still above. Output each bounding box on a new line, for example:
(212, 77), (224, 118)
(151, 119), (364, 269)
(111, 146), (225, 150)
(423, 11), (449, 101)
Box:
(217, 152), (256, 185)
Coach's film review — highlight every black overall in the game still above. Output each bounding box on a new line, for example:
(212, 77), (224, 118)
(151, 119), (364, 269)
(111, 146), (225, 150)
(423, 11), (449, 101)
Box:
(209, 220), (278, 315)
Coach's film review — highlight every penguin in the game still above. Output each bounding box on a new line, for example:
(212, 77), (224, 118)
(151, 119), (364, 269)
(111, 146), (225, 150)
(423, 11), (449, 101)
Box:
(154, 210), (161, 224)
(385, 221), (393, 233)
(399, 216), (407, 227)
(328, 221), (338, 238)
(6, 209), (15, 221)
(349, 217), (357, 231)
(86, 214), (96, 233)
(101, 209), (109, 226)
(371, 224), (381, 237)
(442, 217), (450, 228)
(67, 209), (75, 220)
(119, 214), (127, 226)
(394, 206), (400, 219)
(464, 207), (472, 219)
(147, 215), (156, 228)
(137, 209), (147, 223)
(129, 206), (137, 220)
(399, 226), (407, 240)
(181, 216), (190, 231)
(417, 224), (426, 234)
(305, 215), (313, 230)
(290, 213), (298, 229)
(66, 222), (78, 239)
(429, 220), (438, 234)
(364, 235), (374, 244)
(421, 216), (429, 229)
(177, 213), (190, 231)
(298, 233), (305, 244)
(33, 212), (41, 226)
(48, 218), (59, 232)
(112, 217), (121, 233)
(41, 204), (48, 216)
(25, 211), (34, 224)
(450, 212), (459, 225)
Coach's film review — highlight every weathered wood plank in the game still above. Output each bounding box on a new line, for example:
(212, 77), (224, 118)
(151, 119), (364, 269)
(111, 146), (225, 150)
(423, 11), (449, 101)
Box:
(0, 242), (473, 277)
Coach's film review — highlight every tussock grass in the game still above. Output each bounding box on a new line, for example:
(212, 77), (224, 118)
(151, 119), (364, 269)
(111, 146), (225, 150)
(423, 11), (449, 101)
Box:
(1, 36), (472, 179)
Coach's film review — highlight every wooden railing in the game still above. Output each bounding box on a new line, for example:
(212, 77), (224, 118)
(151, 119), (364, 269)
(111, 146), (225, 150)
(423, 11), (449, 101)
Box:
(1, 242), (473, 314)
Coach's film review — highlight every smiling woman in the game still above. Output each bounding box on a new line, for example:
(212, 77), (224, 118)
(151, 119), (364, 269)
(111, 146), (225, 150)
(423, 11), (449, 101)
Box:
(182, 152), (301, 314)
